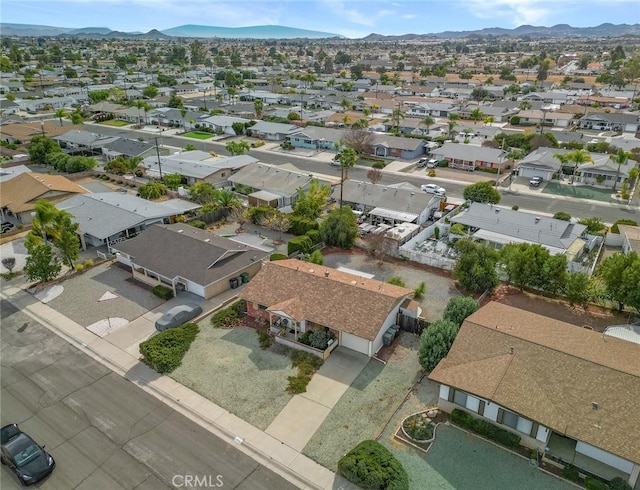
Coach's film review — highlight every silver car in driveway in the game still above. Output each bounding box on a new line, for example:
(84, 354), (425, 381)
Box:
(155, 304), (203, 332)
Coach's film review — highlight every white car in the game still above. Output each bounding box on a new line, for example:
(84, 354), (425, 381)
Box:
(421, 184), (446, 196)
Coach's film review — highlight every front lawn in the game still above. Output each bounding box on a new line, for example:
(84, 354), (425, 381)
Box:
(171, 325), (296, 430)
(98, 119), (131, 127)
(183, 131), (214, 140)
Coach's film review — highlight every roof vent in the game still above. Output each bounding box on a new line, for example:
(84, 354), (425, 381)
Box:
(495, 208), (500, 213)
(324, 271), (329, 277)
(309, 269), (315, 273)
(350, 280), (357, 285)
(204, 238), (210, 242)
(383, 187), (387, 191)
(592, 402), (598, 411)
(535, 217), (541, 223)
(177, 229), (183, 233)
(509, 346), (514, 355)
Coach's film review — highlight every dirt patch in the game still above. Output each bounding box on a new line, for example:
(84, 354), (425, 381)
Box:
(491, 285), (629, 331)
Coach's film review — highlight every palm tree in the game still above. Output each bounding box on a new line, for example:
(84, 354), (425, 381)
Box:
(362, 108), (371, 120)
(421, 115), (435, 135)
(54, 109), (67, 127)
(254, 99), (264, 118)
(470, 107), (484, 125)
(342, 115), (352, 127)
(567, 149), (593, 184)
(337, 147), (357, 208)
(392, 107), (405, 133)
(483, 116), (495, 126)
(553, 153), (571, 179)
(609, 149), (633, 192)
(519, 100), (532, 111)
(447, 113), (459, 141)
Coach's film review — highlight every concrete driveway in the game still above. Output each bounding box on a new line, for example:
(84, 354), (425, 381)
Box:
(265, 347), (369, 451)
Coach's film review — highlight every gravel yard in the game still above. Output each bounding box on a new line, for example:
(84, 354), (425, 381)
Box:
(322, 251), (461, 322)
(302, 331), (423, 470)
(171, 325), (296, 430)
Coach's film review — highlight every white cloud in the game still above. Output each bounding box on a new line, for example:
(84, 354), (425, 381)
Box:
(462, 0), (555, 26)
(320, 0), (396, 26)
(403, 14), (416, 19)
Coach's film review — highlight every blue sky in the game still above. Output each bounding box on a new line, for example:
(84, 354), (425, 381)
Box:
(2, 0), (637, 38)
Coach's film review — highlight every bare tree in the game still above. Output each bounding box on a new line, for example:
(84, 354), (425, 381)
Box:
(259, 213), (291, 243)
(366, 168), (383, 185)
(228, 207), (251, 233)
(342, 129), (373, 155)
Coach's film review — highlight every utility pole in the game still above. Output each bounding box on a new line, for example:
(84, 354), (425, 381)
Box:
(154, 137), (163, 180)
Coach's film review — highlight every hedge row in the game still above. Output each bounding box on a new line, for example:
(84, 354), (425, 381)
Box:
(152, 285), (174, 300)
(338, 440), (409, 490)
(289, 215), (319, 236)
(139, 323), (199, 374)
(451, 409), (521, 449)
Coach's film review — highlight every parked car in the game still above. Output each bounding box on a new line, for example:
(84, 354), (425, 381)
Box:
(155, 304), (203, 332)
(416, 157), (428, 168)
(330, 155), (341, 167)
(421, 184), (446, 196)
(1, 222), (15, 234)
(426, 159), (439, 168)
(529, 176), (543, 187)
(1, 424), (55, 486)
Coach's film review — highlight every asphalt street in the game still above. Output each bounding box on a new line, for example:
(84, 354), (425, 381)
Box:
(87, 124), (637, 223)
(0, 299), (298, 490)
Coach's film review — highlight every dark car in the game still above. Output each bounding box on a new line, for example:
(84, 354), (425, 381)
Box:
(155, 304), (203, 332)
(1, 424), (55, 486)
(1, 222), (15, 234)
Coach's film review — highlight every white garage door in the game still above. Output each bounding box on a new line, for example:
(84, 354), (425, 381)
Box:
(341, 332), (370, 356)
(519, 167), (552, 180)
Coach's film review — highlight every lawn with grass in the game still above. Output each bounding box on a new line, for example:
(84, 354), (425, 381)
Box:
(171, 325), (296, 430)
(98, 119), (131, 127)
(183, 131), (214, 140)
(542, 182), (616, 203)
(303, 333), (422, 470)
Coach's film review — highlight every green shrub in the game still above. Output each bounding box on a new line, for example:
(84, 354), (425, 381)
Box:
(210, 299), (247, 328)
(152, 285), (174, 300)
(189, 220), (206, 229)
(305, 229), (322, 244)
(609, 477), (632, 490)
(585, 476), (609, 490)
(83, 259), (94, 267)
(270, 253), (288, 261)
(287, 374), (311, 394)
(611, 219), (637, 234)
(562, 465), (580, 482)
(386, 276), (406, 287)
(372, 161), (386, 169)
(338, 440), (409, 490)
(450, 409), (521, 448)
(249, 205), (276, 224)
(257, 330), (272, 350)
(553, 211), (572, 221)
(414, 282), (426, 299)
(74, 263), (85, 273)
(139, 323), (199, 374)
(289, 215), (319, 235)
(287, 350), (323, 393)
(288, 235), (313, 255)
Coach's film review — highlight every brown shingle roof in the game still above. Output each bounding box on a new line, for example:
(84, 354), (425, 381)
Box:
(240, 259), (411, 340)
(429, 302), (640, 464)
(0, 172), (87, 213)
(0, 122), (84, 143)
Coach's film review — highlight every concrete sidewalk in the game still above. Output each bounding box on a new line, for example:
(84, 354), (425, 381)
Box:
(0, 281), (343, 490)
(266, 348), (368, 451)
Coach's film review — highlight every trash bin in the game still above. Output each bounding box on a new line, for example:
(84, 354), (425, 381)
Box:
(241, 272), (250, 283)
(229, 277), (239, 289)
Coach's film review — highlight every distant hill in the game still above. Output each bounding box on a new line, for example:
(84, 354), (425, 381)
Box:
(362, 23), (640, 40)
(0, 23), (71, 37)
(67, 27), (112, 35)
(160, 24), (340, 39)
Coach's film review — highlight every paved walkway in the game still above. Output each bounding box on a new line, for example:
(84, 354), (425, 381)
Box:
(0, 278), (342, 490)
(266, 347), (369, 451)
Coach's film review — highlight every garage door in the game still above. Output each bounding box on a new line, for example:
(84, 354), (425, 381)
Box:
(340, 332), (370, 356)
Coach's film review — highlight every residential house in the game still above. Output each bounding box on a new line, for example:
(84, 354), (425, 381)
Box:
(516, 147), (567, 180)
(288, 126), (346, 151)
(240, 259), (416, 357)
(369, 133), (426, 160)
(334, 179), (441, 226)
(450, 202), (588, 260)
(228, 162), (335, 209)
(578, 113), (639, 133)
(0, 122), (84, 145)
(405, 102), (456, 118)
(56, 192), (198, 250)
(247, 121), (301, 141)
(617, 225), (640, 255)
(198, 115), (251, 135)
(101, 138), (156, 161)
(429, 302), (640, 487)
(516, 109), (574, 129)
(54, 129), (118, 155)
(141, 151), (257, 185)
(0, 172), (86, 223)
(113, 223), (269, 299)
(576, 154), (637, 189)
(431, 142), (506, 171)
(0, 98), (20, 115)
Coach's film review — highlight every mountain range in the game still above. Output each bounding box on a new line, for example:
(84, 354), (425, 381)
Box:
(1, 22), (639, 39)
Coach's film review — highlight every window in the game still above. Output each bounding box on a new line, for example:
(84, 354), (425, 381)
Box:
(453, 390), (468, 407)
(497, 408), (519, 429)
(257, 304), (267, 311)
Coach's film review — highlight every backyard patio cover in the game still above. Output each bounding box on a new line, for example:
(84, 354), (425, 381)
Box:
(249, 190), (281, 202)
(472, 229), (565, 255)
(370, 207), (418, 223)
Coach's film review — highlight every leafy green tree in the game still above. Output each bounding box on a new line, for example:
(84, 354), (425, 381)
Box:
(501, 243), (549, 290)
(292, 179), (330, 220)
(142, 86), (159, 99)
(25, 200), (79, 268)
(138, 182), (167, 199)
(189, 181), (216, 204)
(541, 254), (568, 295)
(462, 181), (501, 204)
(253, 99), (264, 118)
(24, 244), (61, 284)
(563, 272), (593, 308)
(163, 173), (182, 190)
(418, 319), (460, 372)
(469, 107), (484, 124)
(597, 252), (640, 312)
(454, 239), (499, 293)
(167, 94), (183, 108)
(320, 206), (358, 249)
(443, 297), (479, 327)
(231, 122), (245, 135)
(27, 135), (63, 165)
(225, 140), (250, 155)
(578, 217), (606, 235)
(88, 89), (110, 103)
(338, 440), (408, 490)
